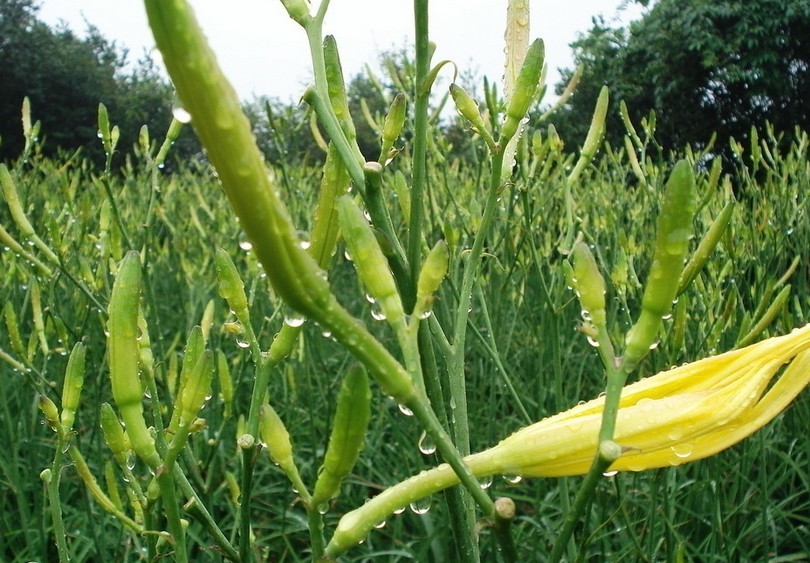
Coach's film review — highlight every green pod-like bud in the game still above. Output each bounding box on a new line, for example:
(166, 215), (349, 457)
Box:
(414, 241), (449, 318)
(60, 342), (86, 433)
(337, 192), (404, 326)
(144, 0), (333, 317)
(176, 349), (213, 428)
(450, 84), (496, 150)
(108, 251), (161, 470)
(570, 241), (607, 328)
(216, 351), (233, 419)
(98, 103), (112, 155)
(259, 404), (295, 471)
(323, 36), (359, 151)
(312, 365), (371, 505)
(380, 93), (407, 161)
(3, 302), (24, 357)
(309, 143), (350, 269)
(30, 277), (48, 355)
(38, 395), (60, 428)
(500, 38), (544, 144)
(279, 0), (311, 25)
(624, 161), (696, 368)
(168, 326), (205, 436)
(100, 402), (131, 464)
(678, 201), (735, 295)
(214, 248), (249, 317)
(568, 86), (609, 186)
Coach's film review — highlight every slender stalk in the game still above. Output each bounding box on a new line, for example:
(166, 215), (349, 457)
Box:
(408, 0), (431, 292)
(44, 435), (69, 562)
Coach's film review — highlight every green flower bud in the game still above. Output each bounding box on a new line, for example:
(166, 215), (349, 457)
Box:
(60, 342), (86, 433)
(214, 248), (249, 317)
(108, 251), (161, 470)
(500, 38), (544, 144)
(259, 404), (294, 471)
(624, 160), (696, 368)
(4, 302), (24, 357)
(312, 365), (371, 505)
(678, 201), (735, 295)
(414, 240), (449, 318)
(570, 241), (607, 328)
(98, 103), (112, 154)
(337, 194), (404, 326)
(176, 350), (213, 428)
(100, 402), (131, 463)
(216, 351), (233, 419)
(380, 93), (407, 161)
(450, 84), (496, 150)
(38, 395), (60, 428)
(279, 0), (311, 25)
(568, 86), (609, 186)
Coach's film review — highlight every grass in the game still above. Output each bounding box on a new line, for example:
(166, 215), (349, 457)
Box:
(1, 8), (808, 562)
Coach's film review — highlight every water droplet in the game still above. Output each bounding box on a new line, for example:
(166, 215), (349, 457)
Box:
(602, 470), (618, 477)
(670, 442), (694, 459)
(172, 106), (192, 124)
(398, 403), (414, 417)
(321, 329), (332, 338)
(648, 341), (660, 350)
(317, 503), (329, 515)
(370, 307), (387, 321)
(284, 314), (306, 328)
(409, 497), (431, 515)
(393, 506), (406, 515)
(503, 474), (522, 485)
(236, 338), (250, 349)
(126, 453), (136, 471)
(238, 240), (253, 251)
(364, 293), (376, 304)
(418, 431), (437, 455)
(586, 335), (600, 348)
(580, 309), (592, 322)
(479, 475), (493, 489)
(344, 249), (353, 261)
(373, 520), (386, 529)
(661, 313), (673, 320)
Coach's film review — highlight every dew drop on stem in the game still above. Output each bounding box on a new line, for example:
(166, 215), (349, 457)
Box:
(409, 497), (431, 515)
(398, 403), (414, 417)
(417, 430), (437, 455)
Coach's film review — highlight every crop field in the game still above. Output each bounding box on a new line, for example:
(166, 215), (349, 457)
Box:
(1, 1), (809, 562)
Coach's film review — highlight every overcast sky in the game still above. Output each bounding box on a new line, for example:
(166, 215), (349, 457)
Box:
(37, 0), (644, 104)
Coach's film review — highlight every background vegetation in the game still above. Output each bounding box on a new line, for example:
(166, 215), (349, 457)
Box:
(0, 0), (808, 561)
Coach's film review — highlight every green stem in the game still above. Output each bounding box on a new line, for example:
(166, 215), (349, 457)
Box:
(173, 467), (240, 561)
(548, 448), (617, 562)
(156, 469), (187, 563)
(239, 447), (259, 563)
(408, 0), (431, 291)
(46, 434), (70, 563)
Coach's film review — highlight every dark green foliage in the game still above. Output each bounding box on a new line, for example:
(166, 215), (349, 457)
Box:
(0, 0), (198, 164)
(551, 0), (810, 153)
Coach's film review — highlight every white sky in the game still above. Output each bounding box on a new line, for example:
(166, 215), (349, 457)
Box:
(37, 0), (644, 104)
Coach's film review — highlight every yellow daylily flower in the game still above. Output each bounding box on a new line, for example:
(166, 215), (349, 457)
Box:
(488, 323), (810, 476)
(327, 325), (810, 556)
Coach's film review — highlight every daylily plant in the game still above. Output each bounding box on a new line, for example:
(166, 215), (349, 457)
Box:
(326, 324), (810, 555)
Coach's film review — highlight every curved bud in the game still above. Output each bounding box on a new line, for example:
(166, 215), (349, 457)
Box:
(108, 251), (161, 470)
(60, 342), (86, 433)
(312, 365), (371, 505)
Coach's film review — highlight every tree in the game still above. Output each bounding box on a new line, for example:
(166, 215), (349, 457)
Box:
(550, 0), (810, 153)
(0, 0), (192, 164)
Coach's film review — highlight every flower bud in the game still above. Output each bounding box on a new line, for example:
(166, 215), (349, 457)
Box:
(60, 342), (86, 433)
(312, 365), (371, 505)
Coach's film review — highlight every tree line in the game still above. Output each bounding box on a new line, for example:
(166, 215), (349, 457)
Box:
(2, 0), (808, 166)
